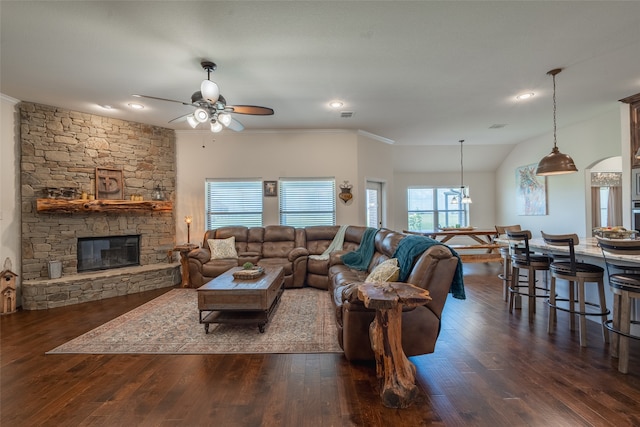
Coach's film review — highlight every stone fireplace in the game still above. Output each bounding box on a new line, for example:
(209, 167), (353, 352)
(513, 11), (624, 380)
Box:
(19, 102), (181, 309)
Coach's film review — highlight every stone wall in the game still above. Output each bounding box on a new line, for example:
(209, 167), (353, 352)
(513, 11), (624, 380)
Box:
(20, 102), (177, 286)
(22, 264), (181, 310)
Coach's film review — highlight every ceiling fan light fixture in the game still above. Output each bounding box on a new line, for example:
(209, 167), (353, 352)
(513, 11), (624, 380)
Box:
(218, 113), (232, 127)
(186, 114), (198, 128)
(210, 121), (223, 133)
(193, 107), (209, 123)
(201, 79), (219, 103)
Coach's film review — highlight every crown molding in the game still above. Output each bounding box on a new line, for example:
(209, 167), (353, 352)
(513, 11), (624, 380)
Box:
(357, 130), (395, 145)
(1, 93), (20, 104)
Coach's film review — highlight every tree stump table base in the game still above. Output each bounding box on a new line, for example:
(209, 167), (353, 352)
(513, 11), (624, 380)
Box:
(358, 282), (431, 409)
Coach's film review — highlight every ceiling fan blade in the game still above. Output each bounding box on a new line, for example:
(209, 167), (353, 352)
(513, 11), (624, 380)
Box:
(168, 112), (191, 123)
(132, 94), (192, 106)
(226, 117), (245, 132)
(227, 105), (274, 115)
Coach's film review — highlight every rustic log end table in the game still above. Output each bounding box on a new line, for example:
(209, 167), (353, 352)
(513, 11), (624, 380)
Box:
(357, 281), (432, 408)
(197, 266), (284, 333)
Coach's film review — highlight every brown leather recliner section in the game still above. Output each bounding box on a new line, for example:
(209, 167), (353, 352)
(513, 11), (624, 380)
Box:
(187, 225), (309, 288)
(328, 230), (459, 361)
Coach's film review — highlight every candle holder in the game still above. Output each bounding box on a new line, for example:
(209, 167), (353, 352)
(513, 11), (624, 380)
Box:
(185, 216), (192, 244)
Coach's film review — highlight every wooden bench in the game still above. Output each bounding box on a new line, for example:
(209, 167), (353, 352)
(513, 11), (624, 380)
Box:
(449, 244), (504, 264)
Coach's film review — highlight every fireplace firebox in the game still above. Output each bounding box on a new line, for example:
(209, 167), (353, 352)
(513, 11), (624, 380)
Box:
(77, 235), (140, 272)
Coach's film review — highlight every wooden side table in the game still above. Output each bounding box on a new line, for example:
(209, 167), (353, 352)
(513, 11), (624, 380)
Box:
(174, 244), (198, 288)
(357, 282), (431, 408)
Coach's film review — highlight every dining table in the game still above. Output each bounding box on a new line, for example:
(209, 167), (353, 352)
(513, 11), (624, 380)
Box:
(403, 228), (502, 263)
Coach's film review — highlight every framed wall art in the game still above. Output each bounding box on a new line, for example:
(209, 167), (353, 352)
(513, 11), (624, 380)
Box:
(96, 167), (124, 200)
(263, 181), (277, 197)
(516, 163), (547, 215)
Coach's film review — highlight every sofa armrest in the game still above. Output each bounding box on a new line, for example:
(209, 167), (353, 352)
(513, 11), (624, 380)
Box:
(288, 247), (309, 262)
(329, 250), (348, 266)
(188, 248), (211, 264)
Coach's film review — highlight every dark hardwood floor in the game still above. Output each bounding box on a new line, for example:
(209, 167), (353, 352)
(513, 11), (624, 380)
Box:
(2, 263), (640, 426)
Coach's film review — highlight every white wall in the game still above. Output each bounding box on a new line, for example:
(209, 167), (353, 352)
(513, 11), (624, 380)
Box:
(175, 130), (385, 244)
(496, 107), (623, 237)
(1, 95), (21, 298)
(357, 133), (395, 227)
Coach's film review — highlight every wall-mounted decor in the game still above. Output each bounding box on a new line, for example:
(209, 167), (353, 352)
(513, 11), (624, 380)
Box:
(96, 167), (124, 200)
(263, 180), (277, 197)
(339, 180), (353, 204)
(516, 163), (547, 215)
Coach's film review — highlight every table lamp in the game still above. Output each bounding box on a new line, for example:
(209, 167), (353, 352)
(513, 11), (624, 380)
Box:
(185, 216), (192, 244)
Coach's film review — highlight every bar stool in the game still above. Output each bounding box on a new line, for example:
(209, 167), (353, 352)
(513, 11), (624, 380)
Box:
(596, 237), (640, 373)
(506, 230), (551, 321)
(495, 225), (522, 301)
(542, 232), (609, 348)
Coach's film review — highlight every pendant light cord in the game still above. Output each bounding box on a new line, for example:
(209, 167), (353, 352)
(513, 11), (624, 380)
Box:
(459, 139), (465, 194)
(547, 68), (562, 150)
(552, 72), (557, 149)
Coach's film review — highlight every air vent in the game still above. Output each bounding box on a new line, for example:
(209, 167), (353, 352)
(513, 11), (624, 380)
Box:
(489, 124), (507, 129)
(340, 111), (354, 118)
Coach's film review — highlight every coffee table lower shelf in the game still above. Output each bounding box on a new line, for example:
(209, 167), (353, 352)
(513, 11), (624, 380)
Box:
(199, 287), (283, 334)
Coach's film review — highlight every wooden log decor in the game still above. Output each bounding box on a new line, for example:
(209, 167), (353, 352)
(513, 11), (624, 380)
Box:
(36, 199), (172, 213)
(357, 282), (431, 408)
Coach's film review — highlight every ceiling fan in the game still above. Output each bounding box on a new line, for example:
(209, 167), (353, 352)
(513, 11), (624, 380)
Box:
(133, 60), (274, 133)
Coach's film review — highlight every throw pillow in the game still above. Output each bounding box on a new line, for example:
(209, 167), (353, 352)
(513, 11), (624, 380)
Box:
(208, 237), (239, 260)
(365, 258), (400, 283)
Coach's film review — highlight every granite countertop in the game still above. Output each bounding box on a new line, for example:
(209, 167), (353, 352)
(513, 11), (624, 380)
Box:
(527, 237), (639, 264)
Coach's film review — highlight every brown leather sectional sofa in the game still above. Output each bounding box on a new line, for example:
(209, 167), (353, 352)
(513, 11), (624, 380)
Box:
(187, 225), (462, 361)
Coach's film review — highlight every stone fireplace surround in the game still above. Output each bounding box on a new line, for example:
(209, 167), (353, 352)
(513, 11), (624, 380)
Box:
(20, 102), (180, 309)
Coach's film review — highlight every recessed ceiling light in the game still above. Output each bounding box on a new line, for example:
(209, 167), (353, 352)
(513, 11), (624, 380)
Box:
(128, 103), (144, 110)
(100, 105), (113, 110)
(516, 92), (534, 100)
(329, 100), (343, 109)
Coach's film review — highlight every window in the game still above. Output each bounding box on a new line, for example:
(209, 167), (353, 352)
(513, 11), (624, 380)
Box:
(205, 179), (263, 229)
(407, 187), (468, 231)
(279, 178), (336, 226)
(366, 180), (383, 228)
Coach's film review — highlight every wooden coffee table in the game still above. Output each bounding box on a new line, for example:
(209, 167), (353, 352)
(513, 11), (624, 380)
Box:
(197, 266), (284, 333)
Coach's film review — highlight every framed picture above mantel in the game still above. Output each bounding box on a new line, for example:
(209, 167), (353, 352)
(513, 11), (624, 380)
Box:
(96, 168), (123, 200)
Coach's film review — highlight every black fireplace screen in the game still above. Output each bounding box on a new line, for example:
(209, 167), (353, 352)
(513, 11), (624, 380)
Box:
(77, 235), (140, 272)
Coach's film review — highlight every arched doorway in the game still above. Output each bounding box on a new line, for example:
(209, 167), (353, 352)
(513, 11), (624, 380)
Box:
(585, 156), (623, 236)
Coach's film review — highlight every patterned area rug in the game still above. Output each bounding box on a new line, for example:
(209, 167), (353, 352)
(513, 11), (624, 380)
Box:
(47, 287), (342, 354)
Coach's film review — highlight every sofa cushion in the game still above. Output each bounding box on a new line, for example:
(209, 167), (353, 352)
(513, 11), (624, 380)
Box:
(208, 237), (239, 260)
(365, 258), (400, 283)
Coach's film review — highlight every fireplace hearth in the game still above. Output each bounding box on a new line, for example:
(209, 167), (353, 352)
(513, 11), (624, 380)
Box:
(77, 235), (141, 272)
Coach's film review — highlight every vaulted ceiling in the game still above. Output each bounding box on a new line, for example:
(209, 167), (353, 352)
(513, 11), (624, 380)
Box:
(2, 1), (640, 171)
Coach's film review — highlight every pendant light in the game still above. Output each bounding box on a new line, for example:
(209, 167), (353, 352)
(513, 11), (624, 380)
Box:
(536, 68), (578, 176)
(452, 139), (472, 205)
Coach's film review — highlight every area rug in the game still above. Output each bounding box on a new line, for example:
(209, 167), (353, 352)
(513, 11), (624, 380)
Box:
(47, 287), (342, 355)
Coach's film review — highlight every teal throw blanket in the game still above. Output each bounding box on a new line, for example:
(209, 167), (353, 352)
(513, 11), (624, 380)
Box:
(341, 227), (378, 271)
(392, 235), (466, 300)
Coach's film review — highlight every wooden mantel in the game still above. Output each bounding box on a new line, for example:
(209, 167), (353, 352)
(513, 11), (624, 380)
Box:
(36, 198), (173, 213)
